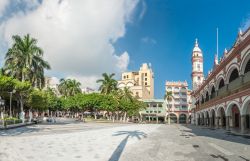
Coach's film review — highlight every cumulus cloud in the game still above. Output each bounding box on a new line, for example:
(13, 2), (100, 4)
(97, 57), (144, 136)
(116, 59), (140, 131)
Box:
(0, 0), (140, 89)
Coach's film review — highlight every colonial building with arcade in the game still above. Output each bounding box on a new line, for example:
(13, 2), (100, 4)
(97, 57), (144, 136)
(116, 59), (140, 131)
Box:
(191, 28), (250, 134)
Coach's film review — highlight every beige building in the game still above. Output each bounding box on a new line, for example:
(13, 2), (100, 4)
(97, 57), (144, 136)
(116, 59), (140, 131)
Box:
(165, 81), (191, 123)
(117, 63), (154, 99)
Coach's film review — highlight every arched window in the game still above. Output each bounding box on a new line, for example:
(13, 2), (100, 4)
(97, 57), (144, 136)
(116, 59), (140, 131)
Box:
(229, 69), (239, 83)
(218, 79), (225, 89)
(201, 96), (204, 104)
(205, 92), (209, 102)
(210, 86), (216, 99)
(244, 59), (250, 74)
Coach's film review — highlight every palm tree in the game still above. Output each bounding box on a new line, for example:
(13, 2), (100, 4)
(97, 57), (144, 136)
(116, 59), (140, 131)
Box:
(58, 79), (81, 97)
(164, 91), (173, 125)
(96, 73), (117, 94)
(68, 79), (81, 96)
(3, 34), (50, 88)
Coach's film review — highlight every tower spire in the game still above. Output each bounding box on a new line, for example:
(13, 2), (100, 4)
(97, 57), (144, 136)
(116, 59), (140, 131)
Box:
(195, 38), (198, 47)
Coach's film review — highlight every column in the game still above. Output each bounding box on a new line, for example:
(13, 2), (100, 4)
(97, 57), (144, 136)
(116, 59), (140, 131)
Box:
(240, 74), (244, 84)
(241, 115), (246, 134)
(215, 117), (219, 128)
(226, 116), (230, 131)
(209, 117), (212, 128)
(226, 84), (229, 91)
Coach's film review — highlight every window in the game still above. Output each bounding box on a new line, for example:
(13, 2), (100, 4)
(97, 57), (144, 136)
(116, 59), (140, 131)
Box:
(153, 104), (157, 107)
(145, 78), (147, 81)
(198, 76), (200, 80)
(145, 73), (147, 76)
(158, 104), (162, 107)
(123, 76), (126, 79)
(197, 64), (201, 71)
(145, 82), (147, 86)
(158, 111), (161, 113)
(126, 75), (129, 78)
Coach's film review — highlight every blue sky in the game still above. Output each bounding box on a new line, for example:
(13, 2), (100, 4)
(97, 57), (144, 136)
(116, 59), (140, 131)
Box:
(115, 0), (250, 98)
(0, 0), (250, 98)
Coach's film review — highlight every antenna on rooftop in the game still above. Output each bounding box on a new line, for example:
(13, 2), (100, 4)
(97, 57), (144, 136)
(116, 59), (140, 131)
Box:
(216, 28), (219, 56)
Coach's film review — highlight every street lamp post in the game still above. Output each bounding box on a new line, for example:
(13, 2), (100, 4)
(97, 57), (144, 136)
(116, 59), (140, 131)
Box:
(8, 90), (16, 118)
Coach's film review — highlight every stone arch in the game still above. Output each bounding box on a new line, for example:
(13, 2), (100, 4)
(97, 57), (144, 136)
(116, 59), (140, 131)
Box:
(216, 75), (226, 90)
(126, 81), (134, 87)
(179, 113), (187, 124)
(240, 49), (250, 75)
(205, 91), (209, 102)
(166, 113), (178, 123)
(226, 101), (241, 116)
(241, 96), (250, 115)
(210, 85), (216, 99)
(201, 95), (205, 104)
(217, 106), (226, 127)
(205, 111), (210, 126)
(226, 101), (241, 128)
(226, 63), (240, 84)
(201, 112), (205, 125)
(241, 96), (250, 130)
(197, 113), (201, 125)
(210, 108), (216, 127)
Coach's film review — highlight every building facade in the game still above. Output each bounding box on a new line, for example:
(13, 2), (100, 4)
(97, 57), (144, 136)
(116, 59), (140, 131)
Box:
(117, 63), (154, 99)
(192, 28), (250, 134)
(165, 81), (190, 123)
(140, 99), (165, 123)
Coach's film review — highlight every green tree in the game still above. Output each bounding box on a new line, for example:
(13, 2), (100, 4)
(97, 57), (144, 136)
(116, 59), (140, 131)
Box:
(3, 34), (50, 88)
(14, 80), (32, 114)
(58, 79), (81, 97)
(96, 73), (117, 94)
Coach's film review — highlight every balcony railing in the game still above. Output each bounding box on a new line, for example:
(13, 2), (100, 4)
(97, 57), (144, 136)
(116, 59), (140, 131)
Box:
(198, 74), (250, 110)
(228, 77), (242, 91)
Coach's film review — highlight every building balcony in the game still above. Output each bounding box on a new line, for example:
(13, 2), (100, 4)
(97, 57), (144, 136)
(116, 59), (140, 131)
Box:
(197, 76), (250, 111)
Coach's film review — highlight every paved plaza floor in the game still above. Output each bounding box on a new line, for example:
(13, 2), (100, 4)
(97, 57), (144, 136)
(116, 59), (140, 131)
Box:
(0, 122), (250, 161)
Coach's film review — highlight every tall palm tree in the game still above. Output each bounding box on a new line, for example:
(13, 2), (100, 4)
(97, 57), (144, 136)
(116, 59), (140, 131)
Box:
(164, 91), (173, 125)
(96, 73), (117, 95)
(3, 34), (50, 88)
(58, 79), (81, 97)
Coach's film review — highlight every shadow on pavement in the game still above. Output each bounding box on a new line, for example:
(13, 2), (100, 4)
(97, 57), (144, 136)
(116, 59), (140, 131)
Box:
(181, 125), (250, 145)
(0, 126), (42, 136)
(108, 130), (147, 161)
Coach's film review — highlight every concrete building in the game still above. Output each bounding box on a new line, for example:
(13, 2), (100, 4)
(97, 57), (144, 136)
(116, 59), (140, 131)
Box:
(165, 81), (190, 123)
(118, 63), (154, 99)
(191, 28), (250, 134)
(140, 99), (165, 123)
(44, 77), (60, 95)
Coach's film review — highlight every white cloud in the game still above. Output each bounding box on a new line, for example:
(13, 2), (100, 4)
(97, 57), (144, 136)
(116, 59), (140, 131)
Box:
(141, 36), (157, 45)
(0, 0), (9, 15)
(241, 14), (250, 31)
(139, 0), (147, 20)
(0, 0), (139, 89)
